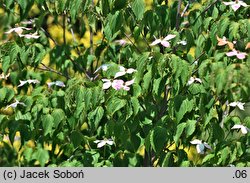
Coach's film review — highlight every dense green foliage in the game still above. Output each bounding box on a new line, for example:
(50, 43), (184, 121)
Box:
(0, 0), (249, 167)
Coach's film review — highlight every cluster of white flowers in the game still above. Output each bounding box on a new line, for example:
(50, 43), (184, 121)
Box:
(223, 1), (248, 11)
(47, 81), (66, 88)
(190, 139), (212, 154)
(0, 72), (10, 80)
(101, 65), (136, 91)
(5, 27), (40, 39)
(150, 34), (176, 48)
(187, 77), (202, 85)
(217, 35), (247, 60)
(5, 99), (26, 109)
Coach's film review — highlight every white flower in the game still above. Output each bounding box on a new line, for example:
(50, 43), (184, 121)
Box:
(94, 64), (110, 74)
(177, 40), (187, 45)
(123, 79), (135, 91)
(150, 34), (176, 48)
(102, 79), (112, 89)
(5, 99), (26, 109)
(0, 72), (10, 80)
(102, 78), (135, 91)
(19, 31), (40, 39)
(21, 19), (35, 25)
(187, 77), (202, 85)
(223, 1), (248, 11)
(5, 27), (39, 39)
(226, 49), (247, 60)
(190, 139), (212, 154)
(229, 101), (245, 110)
(5, 27), (32, 35)
(94, 139), (114, 148)
(47, 81), (65, 88)
(231, 124), (249, 134)
(17, 79), (40, 87)
(114, 66), (137, 78)
(114, 39), (128, 46)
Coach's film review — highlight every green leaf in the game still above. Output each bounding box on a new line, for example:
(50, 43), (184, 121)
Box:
(2, 56), (11, 73)
(0, 87), (15, 102)
(10, 42), (20, 63)
(211, 122), (224, 141)
(20, 47), (29, 65)
(162, 152), (175, 166)
(55, 0), (68, 14)
(18, 0), (28, 10)
(150, 126), (168, 155)
(202, 154), (215, 164)
(175, 97), (194, 123)
(15, 111), (32, 121)
(171, 55), (190, 86)
(42, 114), (54, 136)
(0, 87), (7, 101)
(70, 130), (83, 148)
(185, 120), (196, 137)
(70, 0), (82, 23)
(212, 6), (218, 19)
(229, 22), (239, 40)
(142, 68), (152, 92)
(114, 0), (127, 10)
(5, 0), (15, 8)
(51, 109), (65, 129)
(23, 147), (33, 162)
(0, 115), (6, 124)
(83, 88), (92, 110)
(88, 106), (104, 130)
(174, 123), (186, 144)
(132, 0), (145, 20)
(218, 147), (230, 165)
(31, 145), (49, 167)
(218, 17), (230, 36)
(106, 97), (126, 116)
(131, 97), (140, 115)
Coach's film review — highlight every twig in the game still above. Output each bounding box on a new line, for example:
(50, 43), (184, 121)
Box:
(37, 63), (71, 79)
(191, 0), (219, 26)
(63, 11), (67, 45)
(40, 27), (58, 45)
(141, 31), (152, 50)
(127, 8), (151, 51)
(192, 51), (205, 65)
(181, 1), (190, 17)
(176, 0), (182, 31)
(90, 0), (94, 55)
(124, 33), (142, 54)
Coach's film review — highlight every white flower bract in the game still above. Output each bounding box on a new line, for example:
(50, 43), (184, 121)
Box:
(47, 81), (65, 88)
(229, 101), (245, 110)
(17, 79), (40, 87)
(223, 1), (248, 11)
(187, 77), (202, 85)
(150, 34), (176, 48)
(5, 99), (26, 109)
(231, 124), (249, 134)
(190, 139), (212, 154)
(94, 139), (114, 148)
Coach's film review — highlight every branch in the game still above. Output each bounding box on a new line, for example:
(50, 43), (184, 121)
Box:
(40, 27), (58, 45)
(124, 33), (142, 54)
(37, 63), (71, 79)
(89, 0), (94, 55)
(176, 0), (182, 31)
(63, 11), (67, 45)
(191, 0), (219, 26)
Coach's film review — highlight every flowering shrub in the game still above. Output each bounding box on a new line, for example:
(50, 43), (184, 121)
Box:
(0, 0), (249, 167)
